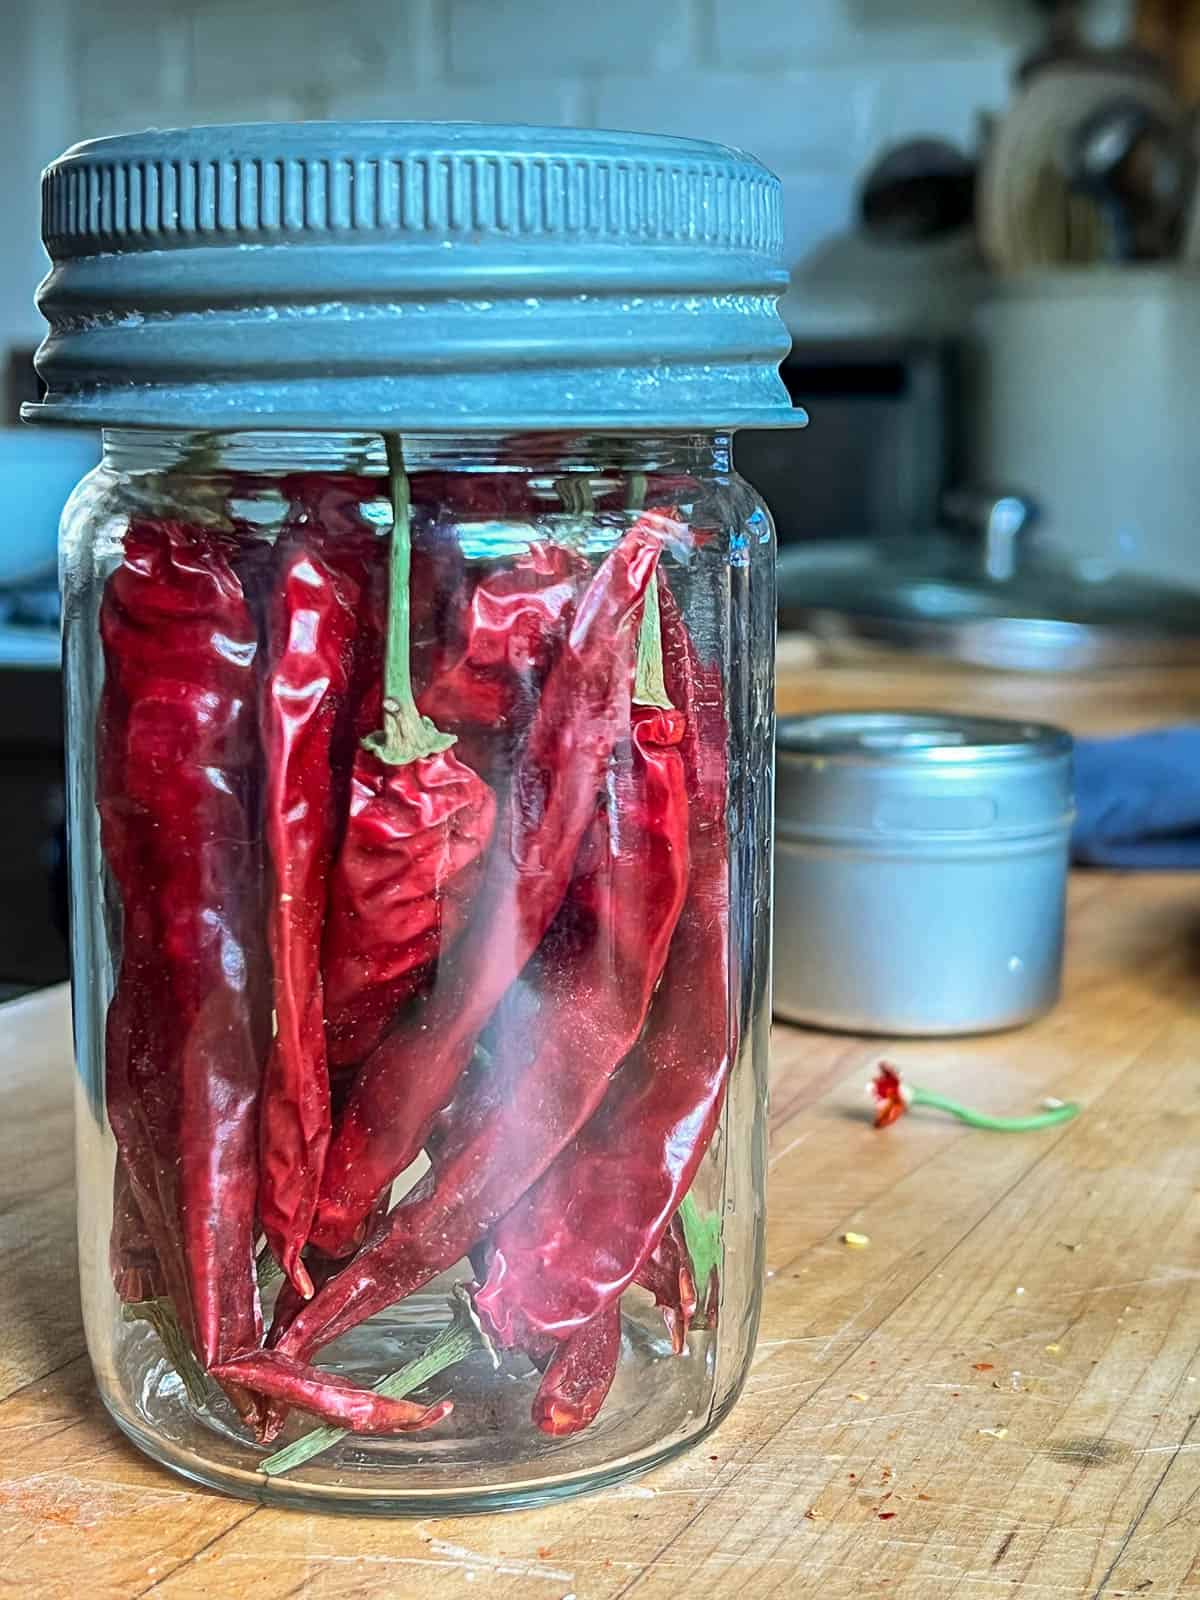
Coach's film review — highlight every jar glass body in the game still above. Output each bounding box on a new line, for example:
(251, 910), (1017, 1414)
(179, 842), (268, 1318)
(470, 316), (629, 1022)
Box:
(63, 429), (775, 1514)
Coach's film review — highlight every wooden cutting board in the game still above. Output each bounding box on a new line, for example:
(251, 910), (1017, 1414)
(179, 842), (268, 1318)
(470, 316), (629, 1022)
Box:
(0, 659), (1196, 1596)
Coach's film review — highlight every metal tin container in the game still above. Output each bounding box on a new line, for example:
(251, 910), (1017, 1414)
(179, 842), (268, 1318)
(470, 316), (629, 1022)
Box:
(774, 711), (1074, 1035)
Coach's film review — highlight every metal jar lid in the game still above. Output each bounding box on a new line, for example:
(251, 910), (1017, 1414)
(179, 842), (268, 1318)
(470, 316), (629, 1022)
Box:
(25, 121), (806, 435)
(776, 711), (1074, 851)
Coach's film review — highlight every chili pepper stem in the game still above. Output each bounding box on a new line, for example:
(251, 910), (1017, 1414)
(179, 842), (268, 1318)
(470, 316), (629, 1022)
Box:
(258, 1295), (477, 1476)
(626, 471), (672, 711)
(123, 1299), (209, 1408)
(634, 574), (672, 709)
(367, 436), (456, 767)
(678, 1192), (721, 1305)
(909, 1087), (1080, 1132)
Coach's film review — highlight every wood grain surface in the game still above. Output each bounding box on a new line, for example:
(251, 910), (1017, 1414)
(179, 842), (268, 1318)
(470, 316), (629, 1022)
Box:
(776, 639), (1200, 738)
(0, 655), (1196, 1598)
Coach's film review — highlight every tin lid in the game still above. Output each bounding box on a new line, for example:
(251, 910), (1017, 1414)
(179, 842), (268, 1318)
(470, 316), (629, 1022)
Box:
(776, 711), (1074, 844)
(25, 121), (806, 434)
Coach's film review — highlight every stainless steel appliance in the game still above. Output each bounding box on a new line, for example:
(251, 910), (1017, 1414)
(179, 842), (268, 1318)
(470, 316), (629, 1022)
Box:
(735, 338), (954, 547)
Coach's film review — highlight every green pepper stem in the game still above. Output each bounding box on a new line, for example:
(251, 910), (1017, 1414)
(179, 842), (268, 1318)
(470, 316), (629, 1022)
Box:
(634, 573), (672, 709)
(909, 1088), (1080, 1132)
(626, 472), (672, 711)
(365, 436), (456, 767)
(679, 1192), (722, 1294)
(123, 1299), (209, 1408)
(258, 1308), (476, 1477)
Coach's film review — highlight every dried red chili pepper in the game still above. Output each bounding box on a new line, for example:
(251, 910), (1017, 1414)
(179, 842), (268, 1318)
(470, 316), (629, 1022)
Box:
(636, 1216), (699, 1355)
(417, 541), (587, 782)
(269, 662), (690, 1368)
(278, 469), (450, 763)
(474, 577), (733, 1345)
(320, 747), (497, 1070)
(103, 918), (187, 1323)
(109, 1159), (165, 1306)
(211, 1350), (451, 1434)
(410, 468), (534, 521)
(313, 445), (497, 1077)
(100, 520), (266, 1377)
(256, 524), (370, 1296)
(310, 510), (679, 1258)
(871, 1064), (909, 1128)
(320, 521), (583, 1068)
(100, 641), (192, 1326)
(531, 1302), (621, 1437)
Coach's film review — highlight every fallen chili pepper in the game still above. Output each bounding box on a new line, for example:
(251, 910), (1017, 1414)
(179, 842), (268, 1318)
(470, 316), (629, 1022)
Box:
(532, 1302), (622, 1437)
(257, 522), (370, 1296)
(211, 1350), (451, 1434)
(100, 520), (266, 1378)
(268, 654), (690, 1369)
(869, 1063), (1081, 1131)
(316, 445), (497, 1074)
(310, 509), (679, 1257)
(475, 576), (734, 1345)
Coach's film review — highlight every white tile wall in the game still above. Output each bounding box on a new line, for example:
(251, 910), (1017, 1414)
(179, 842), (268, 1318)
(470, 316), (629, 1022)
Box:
(709, 0), (1018, 70)
(590, 66), (874, 171)
(0, 0), (1132, 349)
(447, 0), (695, 81)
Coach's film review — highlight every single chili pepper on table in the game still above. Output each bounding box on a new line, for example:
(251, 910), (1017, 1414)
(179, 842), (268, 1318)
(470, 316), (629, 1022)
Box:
(474, 577), (734, 1348)
(256, 522), (371, 1296)
(310, 507), (680, 1258)
(869, 1063), (1081, 1131)
(100, 520), (267, 1391)
(315, 443), (497, 1075)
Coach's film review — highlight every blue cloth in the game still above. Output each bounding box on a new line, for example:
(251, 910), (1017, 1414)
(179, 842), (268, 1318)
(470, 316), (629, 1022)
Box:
(1072, 727), (1200, 868)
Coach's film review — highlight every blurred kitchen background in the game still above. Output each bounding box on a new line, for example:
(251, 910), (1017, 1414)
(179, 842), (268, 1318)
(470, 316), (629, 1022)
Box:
(2, 0), (1199, 994)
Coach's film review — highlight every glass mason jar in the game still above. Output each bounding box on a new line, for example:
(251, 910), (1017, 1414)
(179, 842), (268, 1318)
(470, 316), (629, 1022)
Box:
(33, 123), (804, 1513)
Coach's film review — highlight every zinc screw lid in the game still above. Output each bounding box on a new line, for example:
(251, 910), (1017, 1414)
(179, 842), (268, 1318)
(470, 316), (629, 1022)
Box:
(27, 121), (807, 434)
